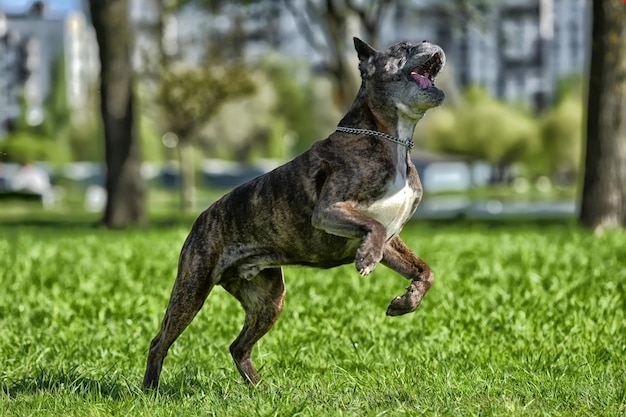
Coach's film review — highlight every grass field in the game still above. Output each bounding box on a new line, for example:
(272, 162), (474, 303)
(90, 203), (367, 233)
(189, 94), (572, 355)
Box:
(0, 219), (625, 416)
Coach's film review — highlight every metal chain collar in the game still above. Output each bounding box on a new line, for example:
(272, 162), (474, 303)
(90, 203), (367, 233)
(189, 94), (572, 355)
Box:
(335, 126), (414, 150)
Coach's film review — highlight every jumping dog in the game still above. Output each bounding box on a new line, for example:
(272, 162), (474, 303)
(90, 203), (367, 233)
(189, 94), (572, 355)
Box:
(143, 37), (445, 388)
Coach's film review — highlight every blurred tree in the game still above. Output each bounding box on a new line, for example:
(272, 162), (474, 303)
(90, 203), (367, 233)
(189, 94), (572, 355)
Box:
(284, 0), (393, 110)
(157, 65), (255, 211)
(198, 58), (339, 161)
(90, 0), (147, 228)
(47, 56), (105, 162)
(579, 1), (626, 231)
(261, 58), (336, 154)
(421, 86), (539, 182)
(141, 1), (268, 211)
(0, 131), (60, 163)
(42, 57), (70, 145)
(66, 90), (104, 161)
(538, 85), (583, 181)
(174, 0), (398, 110)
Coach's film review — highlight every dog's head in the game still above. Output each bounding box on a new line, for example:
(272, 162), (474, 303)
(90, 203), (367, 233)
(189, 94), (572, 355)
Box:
(354, 37), (445, 119)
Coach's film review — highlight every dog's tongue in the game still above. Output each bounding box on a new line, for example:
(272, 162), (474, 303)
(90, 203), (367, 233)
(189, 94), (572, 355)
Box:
(411, 72), (432, 89)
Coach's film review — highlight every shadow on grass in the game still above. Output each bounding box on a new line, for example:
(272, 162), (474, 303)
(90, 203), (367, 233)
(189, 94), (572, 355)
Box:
(0, 366), (210, 401)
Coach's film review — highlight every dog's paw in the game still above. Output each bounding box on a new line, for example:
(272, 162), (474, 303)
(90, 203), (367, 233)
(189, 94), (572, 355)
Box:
(385, 288), (423, 316)
(355, 255), (379, 276)
(355, 246), (383, 276)
(386, 295), (418, 316)
(357, 263), (375, 276)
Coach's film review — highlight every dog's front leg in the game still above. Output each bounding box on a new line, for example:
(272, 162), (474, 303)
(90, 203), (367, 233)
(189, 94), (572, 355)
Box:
(382, 235), (434, 316)
(312, 201), (387, 275)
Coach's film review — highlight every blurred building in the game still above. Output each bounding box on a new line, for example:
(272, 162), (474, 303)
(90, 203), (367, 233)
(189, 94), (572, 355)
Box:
(64, 8), (99, 125)
(0, 0), (97, 140)
(0, 9), (19, 137)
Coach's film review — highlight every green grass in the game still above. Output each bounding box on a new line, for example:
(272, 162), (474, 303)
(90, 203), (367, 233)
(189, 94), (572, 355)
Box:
(0, 220), (625, 416)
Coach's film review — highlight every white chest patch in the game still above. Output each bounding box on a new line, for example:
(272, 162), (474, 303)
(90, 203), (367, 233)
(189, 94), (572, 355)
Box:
(362, 170), (420, 239)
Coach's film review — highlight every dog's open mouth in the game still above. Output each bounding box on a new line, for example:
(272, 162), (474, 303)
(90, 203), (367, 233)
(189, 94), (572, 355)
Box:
(410, 52), (443, 90)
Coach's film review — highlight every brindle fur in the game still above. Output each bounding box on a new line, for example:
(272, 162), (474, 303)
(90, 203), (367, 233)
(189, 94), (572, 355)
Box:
(143, 37), (446, 388)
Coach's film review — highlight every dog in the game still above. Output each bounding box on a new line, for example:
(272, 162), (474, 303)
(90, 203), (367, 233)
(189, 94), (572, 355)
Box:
(143, 37), (445, 388)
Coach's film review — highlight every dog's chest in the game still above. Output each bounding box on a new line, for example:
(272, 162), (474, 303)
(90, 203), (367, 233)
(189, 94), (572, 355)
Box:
(362, 160), (421, 239)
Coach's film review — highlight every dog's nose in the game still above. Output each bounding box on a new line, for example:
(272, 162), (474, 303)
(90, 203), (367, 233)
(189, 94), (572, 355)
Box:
(422, 40), (428, 43)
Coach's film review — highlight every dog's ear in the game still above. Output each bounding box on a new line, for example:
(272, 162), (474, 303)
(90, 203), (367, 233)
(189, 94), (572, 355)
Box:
(353, 37), (376, 62)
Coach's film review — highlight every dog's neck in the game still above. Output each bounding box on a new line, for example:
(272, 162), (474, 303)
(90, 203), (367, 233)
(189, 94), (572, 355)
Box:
(338, 86), (424, 147)
(394, 102), (425, 142)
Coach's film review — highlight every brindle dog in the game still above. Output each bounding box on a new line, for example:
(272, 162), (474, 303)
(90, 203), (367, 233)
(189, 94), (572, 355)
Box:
(143, 37), (445, 388)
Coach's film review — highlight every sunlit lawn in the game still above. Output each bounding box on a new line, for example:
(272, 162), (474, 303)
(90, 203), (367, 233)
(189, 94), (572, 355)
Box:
(0, 218), (624, 416)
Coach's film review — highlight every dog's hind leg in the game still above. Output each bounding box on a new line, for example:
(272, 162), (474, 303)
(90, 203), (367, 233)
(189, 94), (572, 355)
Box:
(381, 235), (434, 316)
(222, 267), (286, 386)
(143, 241), (215, 389)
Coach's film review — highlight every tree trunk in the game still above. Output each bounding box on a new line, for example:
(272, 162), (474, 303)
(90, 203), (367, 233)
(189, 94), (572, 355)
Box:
(579, 1), (626, 232)
(323, 0), (358, 111)
(177, 140), (196, 213)
(90, 0), (147, 228)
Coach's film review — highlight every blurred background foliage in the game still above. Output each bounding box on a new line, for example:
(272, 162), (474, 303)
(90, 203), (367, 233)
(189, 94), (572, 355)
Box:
(414, 75), (583, 183)
(0, 56), (104, 163)
(1, 0), (603, 221)
(1, 52), (583, 184)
